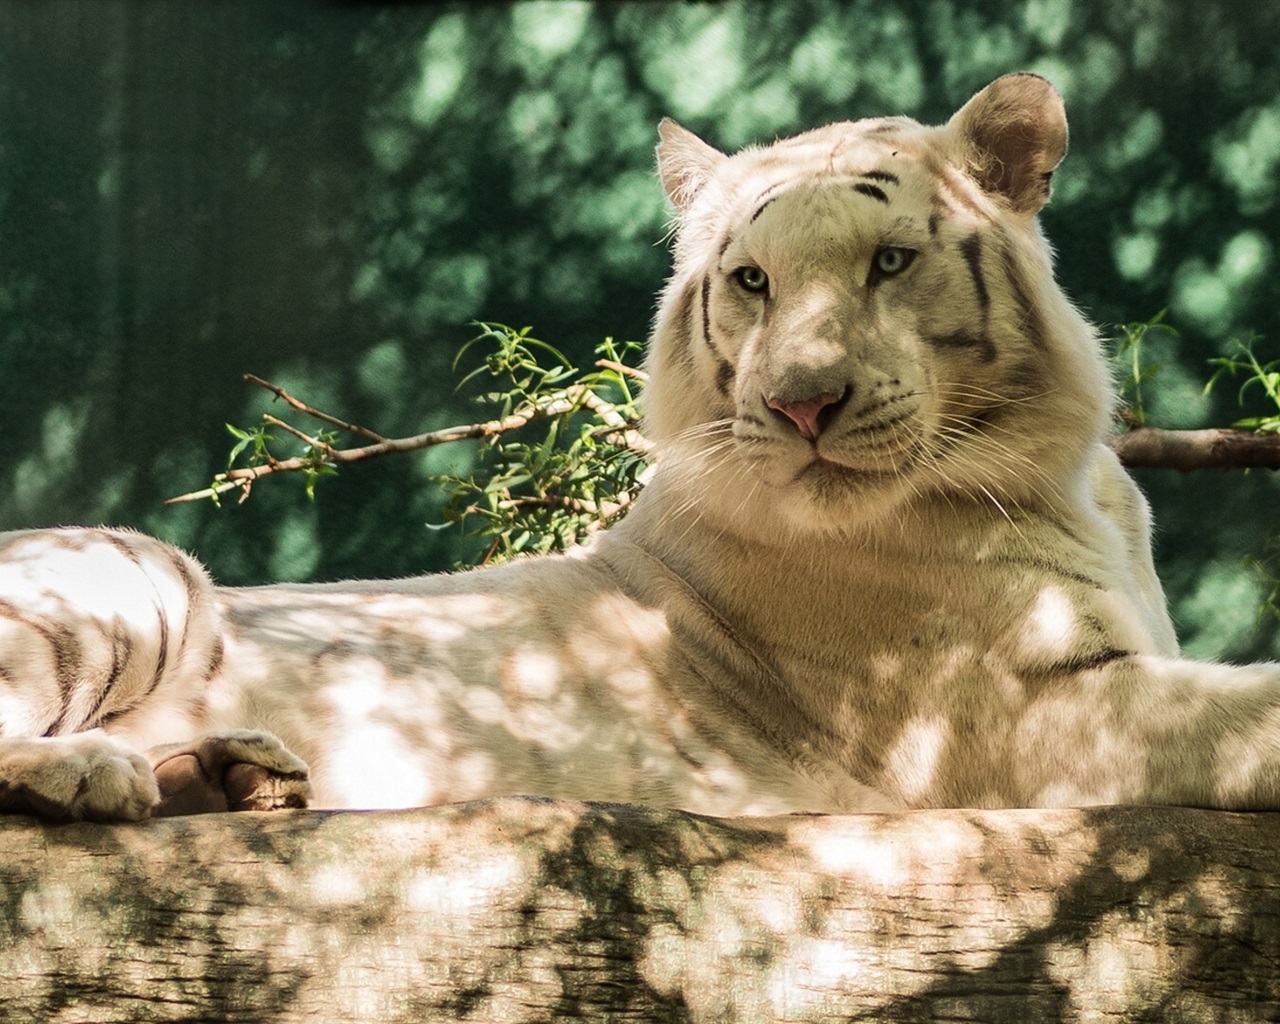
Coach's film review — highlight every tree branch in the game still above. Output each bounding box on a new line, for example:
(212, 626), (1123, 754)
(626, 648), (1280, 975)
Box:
(167, 384), (647, 506)
(1108, 426), (1280, 471)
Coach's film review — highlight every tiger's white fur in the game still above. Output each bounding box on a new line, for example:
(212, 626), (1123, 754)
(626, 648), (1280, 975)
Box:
(4, 73), (1280, 821)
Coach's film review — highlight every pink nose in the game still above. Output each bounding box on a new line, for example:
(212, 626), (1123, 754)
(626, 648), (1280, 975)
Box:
(766, 392), (843, 441)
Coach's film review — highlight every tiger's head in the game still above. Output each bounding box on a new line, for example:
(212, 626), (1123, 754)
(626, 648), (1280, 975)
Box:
(643, 73), (1111, 536)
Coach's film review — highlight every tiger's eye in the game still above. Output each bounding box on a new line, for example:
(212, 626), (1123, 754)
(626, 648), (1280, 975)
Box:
(873, 247), (916, 277)
(735, 266), (769, 293)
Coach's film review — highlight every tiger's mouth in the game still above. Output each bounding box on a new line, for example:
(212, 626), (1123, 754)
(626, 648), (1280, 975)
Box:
(738, 443), (917, 508)
(733, 420), (924, 480)
(802, 413), (925, 479)
(794, 455), (885, 481)
(793, 449), (917, 487)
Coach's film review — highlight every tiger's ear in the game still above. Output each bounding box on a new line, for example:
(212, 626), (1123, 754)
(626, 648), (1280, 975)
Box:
(947, 73), (1068, 215)
(657, 119), (727, 213)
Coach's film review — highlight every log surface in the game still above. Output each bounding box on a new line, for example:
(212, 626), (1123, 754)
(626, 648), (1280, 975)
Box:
(1, 800), (1278, 1023)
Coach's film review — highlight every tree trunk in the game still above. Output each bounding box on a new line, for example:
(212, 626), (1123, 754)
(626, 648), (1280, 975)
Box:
(2, 800), (1277, 1023)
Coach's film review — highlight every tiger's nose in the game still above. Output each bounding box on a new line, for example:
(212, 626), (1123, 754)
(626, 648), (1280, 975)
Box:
(766, 389), (847, 441)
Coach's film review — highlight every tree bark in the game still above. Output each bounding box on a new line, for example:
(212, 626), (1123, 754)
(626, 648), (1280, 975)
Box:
(1, 800), (1277, 1023)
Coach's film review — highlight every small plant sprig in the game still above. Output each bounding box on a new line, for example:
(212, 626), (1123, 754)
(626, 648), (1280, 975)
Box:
(433, 324), (651, 564)
(1112, 309), (1178, 427)
(218, 422), (340, 506)
(171, 323), (653, 564)
(1204, 332), (1280, 433)
(213, 421), (340, 506)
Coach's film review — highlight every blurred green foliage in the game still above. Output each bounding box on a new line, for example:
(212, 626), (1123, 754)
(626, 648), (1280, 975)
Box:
(4, 0), (1280, 659)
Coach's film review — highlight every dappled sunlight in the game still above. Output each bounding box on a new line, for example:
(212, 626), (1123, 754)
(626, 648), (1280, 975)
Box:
(403, 853), (524, 916)
(1045, 920), (1173, 1017)
(635, 8), (748, 122)
(1113, 229), (1159, 282)
(306, 862), (368, 909)
(1020, 584), (1081, 658)
(511, 2), (592, 61)
(1042, 854), (1257, 1019)
(1173, 254), (1260, 335)
(267, 511), (321, 582)
(1178, 561), (1267, 660)
(210, 566), (836, 814)
(766, 939), (875, 1019)
(494, 647), (591, 750)
(322, 714), (440, 809)
(629, 805), (1184, 1018)
(5, 396), (128, 526)
(0, 530), (224, 741)
(1014, 690), (1152, 807)
(1105, 108), (1164, 170)
(9, 6), (1280, 1018)
(1213, 704), (1280, 805)
(882, 716), (951, 805)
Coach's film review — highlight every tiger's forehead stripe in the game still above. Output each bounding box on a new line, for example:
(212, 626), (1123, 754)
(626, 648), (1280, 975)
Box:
(712, 167), (915, 274)
(852, 182), (889, 204)
(738, 169), (904, 230)
(749, 180), (790, 220)
(750, 194), (780, 225)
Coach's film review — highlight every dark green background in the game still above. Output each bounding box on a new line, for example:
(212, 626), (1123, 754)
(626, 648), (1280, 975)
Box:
(4, 0), (1280, 660)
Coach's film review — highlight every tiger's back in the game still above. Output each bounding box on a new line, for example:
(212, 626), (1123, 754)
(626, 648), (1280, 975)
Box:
(0, 528), (221, 743)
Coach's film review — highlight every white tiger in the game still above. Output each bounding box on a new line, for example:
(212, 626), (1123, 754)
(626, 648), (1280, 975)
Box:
(4, 73), (1280, 822)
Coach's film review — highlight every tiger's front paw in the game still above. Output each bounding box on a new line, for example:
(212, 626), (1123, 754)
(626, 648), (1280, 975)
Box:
(0, 731), (161, 822)
(149, 730), (312, 818)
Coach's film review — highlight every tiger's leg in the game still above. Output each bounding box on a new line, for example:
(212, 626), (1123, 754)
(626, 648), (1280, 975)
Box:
(0, 731), (160, 821)
(1014, 654), (1280, 809)
(0, 528), (310, 820)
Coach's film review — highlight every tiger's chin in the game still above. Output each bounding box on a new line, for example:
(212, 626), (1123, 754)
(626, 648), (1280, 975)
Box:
(743, 454), (919, 537)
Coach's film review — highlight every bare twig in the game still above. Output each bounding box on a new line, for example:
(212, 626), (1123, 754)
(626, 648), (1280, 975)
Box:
(262, 414), (335, 454)
(244, 374), (386, 442)
(594, 359), (649, 383)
